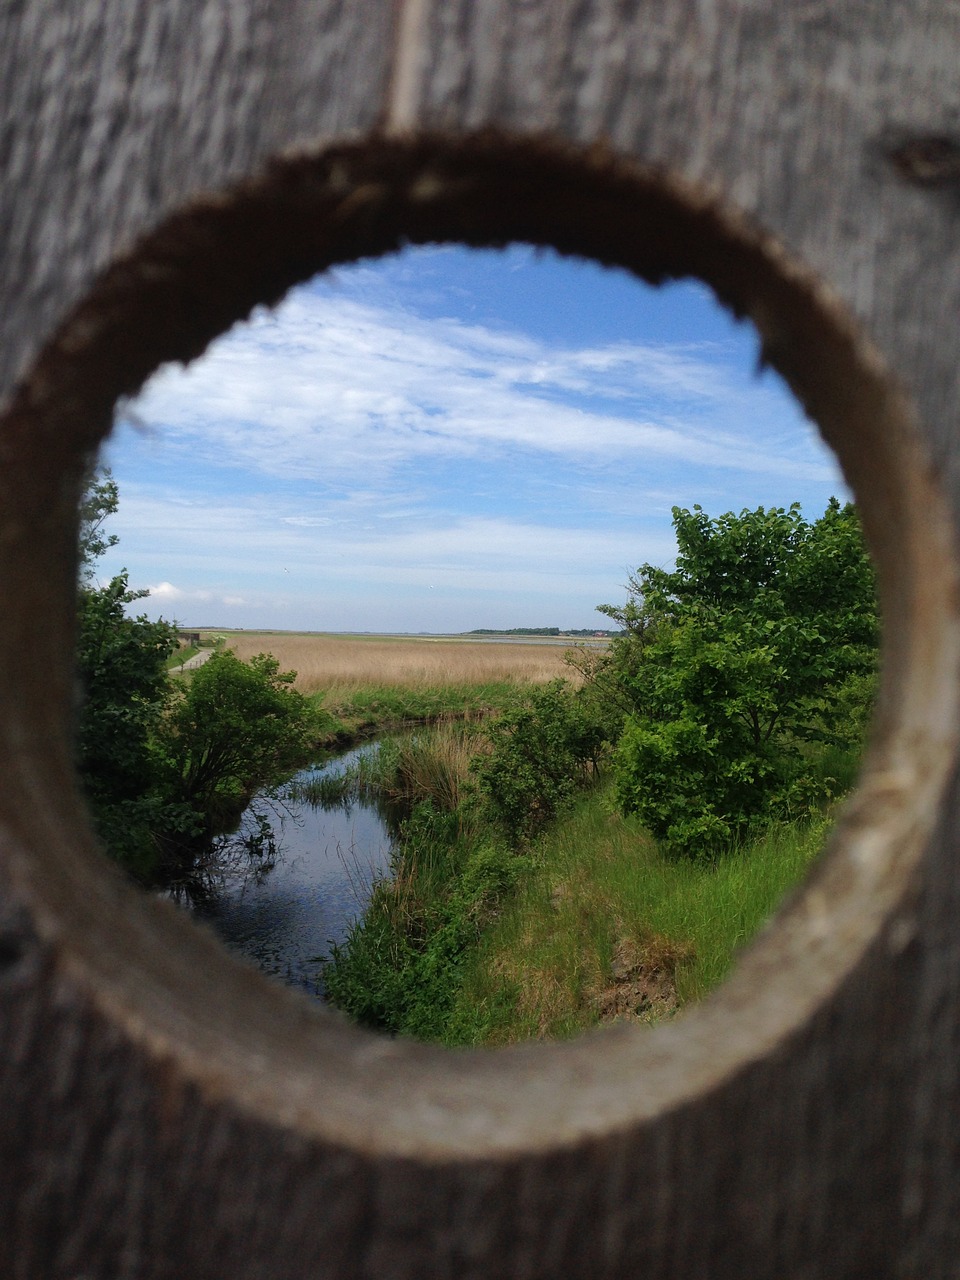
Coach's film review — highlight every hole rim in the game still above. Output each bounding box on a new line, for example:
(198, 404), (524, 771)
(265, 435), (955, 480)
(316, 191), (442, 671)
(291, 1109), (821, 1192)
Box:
(2, 130), (957, 1159)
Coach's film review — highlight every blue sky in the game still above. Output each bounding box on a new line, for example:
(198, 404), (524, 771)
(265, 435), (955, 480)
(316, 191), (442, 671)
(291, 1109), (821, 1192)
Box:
(98, 243), (846, 633)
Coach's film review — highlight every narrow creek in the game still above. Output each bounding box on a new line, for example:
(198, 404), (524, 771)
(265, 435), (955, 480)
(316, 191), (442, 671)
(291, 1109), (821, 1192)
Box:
(194, 742), (392, 999)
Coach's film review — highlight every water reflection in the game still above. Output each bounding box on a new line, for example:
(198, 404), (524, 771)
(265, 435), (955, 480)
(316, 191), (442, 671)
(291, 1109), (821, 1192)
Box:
(196, 744), (393, 998)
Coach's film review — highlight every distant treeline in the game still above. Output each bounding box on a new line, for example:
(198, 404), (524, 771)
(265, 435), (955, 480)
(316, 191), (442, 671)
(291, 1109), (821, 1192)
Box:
(466, 627), (621, 637)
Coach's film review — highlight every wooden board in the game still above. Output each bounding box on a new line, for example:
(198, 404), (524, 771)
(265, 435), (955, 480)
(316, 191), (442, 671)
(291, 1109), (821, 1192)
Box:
(3, 3), (960, 1275)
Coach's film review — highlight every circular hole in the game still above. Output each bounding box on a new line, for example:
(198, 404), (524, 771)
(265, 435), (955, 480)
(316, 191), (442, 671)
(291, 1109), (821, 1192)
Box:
(94, 243), (863, 1034)
(2, 135), (957, 1157)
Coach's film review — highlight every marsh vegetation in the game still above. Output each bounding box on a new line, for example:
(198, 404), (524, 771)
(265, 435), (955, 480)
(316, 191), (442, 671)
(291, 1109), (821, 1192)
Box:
(76, 474), (876, 1043)
(309, 499), (877, 1042)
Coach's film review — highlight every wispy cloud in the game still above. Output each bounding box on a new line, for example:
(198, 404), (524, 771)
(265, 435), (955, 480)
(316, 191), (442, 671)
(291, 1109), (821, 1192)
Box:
(109, 490), (672, 583)
(104, 248), (845, 631)
(145, 580), (249, 610)
(145, 581), (195, 602)
(125, 291), (832, 487)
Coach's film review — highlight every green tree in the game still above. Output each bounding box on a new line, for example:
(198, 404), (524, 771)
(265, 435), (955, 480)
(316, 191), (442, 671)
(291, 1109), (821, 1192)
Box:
(78, 468), (120, 579)
(474, 680), (607, 843)
(74, 472), (180, 878)
(564, 583), (661, 739)
(74, 471), (315, 892)
(154, 649), (312, 884)
(610, 500), (878, 857)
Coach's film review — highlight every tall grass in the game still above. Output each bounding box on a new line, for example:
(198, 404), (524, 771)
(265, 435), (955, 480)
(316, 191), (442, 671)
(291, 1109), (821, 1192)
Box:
(322, 805), (510, 1039)
(318, 680), (521, 728)
(374, 727), (486, 814)
(290, 749), (385, 808)
(313, 670), (851, 1046)
(292, 727), (485, 816)
(204, 632), (583, 694)
(448, 785), (829, 1044)
(601, 813), (829, 1003)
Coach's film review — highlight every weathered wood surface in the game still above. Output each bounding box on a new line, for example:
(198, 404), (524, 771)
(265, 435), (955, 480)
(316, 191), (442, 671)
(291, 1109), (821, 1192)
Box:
(3, 3), (960, 1276)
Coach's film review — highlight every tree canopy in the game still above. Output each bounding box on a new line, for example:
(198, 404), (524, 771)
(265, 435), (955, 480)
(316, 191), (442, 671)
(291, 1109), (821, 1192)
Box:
(154, 649), (312, 882)
(74, 470), (313, 891)
(608, 500), (878, 856)
(74, 471), (180, 878)
(78, 468), (120, 581)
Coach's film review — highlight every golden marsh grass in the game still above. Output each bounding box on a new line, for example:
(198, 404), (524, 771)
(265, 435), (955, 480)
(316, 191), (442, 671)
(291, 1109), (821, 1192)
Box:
(206, 632), (588, 695)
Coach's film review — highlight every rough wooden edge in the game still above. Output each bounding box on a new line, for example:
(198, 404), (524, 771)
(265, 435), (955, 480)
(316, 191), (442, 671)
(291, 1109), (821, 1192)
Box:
(2, 131), (957, 1160)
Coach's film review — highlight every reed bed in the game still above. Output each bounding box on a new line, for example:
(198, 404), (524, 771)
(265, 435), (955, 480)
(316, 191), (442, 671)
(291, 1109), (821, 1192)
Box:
(205, 632), (583, 694)
(294, 727), (486, 816)
(374, 727), (488, 814)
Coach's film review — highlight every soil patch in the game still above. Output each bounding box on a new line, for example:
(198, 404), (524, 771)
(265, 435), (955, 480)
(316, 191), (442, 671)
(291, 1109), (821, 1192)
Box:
(592, 935), (691, 1025)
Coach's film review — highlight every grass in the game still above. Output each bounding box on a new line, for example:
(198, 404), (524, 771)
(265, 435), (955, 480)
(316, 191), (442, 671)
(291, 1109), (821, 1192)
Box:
(447, 784), (830, 1045)
(199, 630), (590, 752)
(316, 689), (846, 1045)
(321, 806), (506, 1040)
(373, 726), (487, 814)
(201, 631), (584, 694)
(322, 762), (832, 1046)
(213, 632), (848, 1046)
(319, 679), (523, 729)
(165, 644), (199, 669)
(292, 724), (484, 834)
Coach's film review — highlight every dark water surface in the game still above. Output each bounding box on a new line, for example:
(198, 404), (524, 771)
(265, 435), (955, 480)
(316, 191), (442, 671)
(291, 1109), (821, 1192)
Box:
(196, 744), (392, 999)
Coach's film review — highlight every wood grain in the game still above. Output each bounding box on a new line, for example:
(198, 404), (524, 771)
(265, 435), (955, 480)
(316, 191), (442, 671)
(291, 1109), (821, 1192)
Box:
(2, 3), (960, 1276)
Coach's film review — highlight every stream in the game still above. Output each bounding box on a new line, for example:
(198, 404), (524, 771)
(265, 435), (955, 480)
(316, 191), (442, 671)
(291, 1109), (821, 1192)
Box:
(194, 742), (392, 999)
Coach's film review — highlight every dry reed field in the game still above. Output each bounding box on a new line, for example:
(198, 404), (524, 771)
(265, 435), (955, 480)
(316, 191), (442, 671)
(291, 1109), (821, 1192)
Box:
(210, 632), (587, 694)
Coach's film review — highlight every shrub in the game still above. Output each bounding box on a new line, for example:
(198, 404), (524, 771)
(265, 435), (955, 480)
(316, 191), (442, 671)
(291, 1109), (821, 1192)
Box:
(153, 650), (312, 885)
(473, 680), (607, 843)
(74, 571), (180, 880)
(607, 501), (878, 856)
(323, 795), (534, 1041)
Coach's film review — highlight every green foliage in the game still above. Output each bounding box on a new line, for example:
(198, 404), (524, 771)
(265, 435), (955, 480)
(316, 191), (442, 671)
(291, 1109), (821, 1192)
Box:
(322, 683), (612, 1039)
(323, 497), (877, 1045)
(324, 895), (472, 1040)
(473, 680), (608, 842)
(74, 473), (181, 878)
(369, 726), (482, 815)
(608, 500), (878, 856)
(154, 650), (313, 879)
(74, 470), (317, 890)
(320, 680), (523, 733)
(449, 783), (831, 1044)
(166, 644), (199, 669)
(77, 468), (120, 581)
(323, 802), (530, 1039)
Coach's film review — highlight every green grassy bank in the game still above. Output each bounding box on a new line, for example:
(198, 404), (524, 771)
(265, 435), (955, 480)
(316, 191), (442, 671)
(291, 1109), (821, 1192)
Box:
(320, 718), (842, 1046)
(309, 680), (525, 751)
(448, 785), (830, 1044)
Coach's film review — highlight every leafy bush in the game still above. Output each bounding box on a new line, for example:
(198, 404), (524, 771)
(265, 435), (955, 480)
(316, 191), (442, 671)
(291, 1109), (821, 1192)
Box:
(153, 650), (313, 884)
(75, 471), (327, 894)
(608, 501), (878, 856)
(473, 680), (607, 843)
(75, 570), (182, 879)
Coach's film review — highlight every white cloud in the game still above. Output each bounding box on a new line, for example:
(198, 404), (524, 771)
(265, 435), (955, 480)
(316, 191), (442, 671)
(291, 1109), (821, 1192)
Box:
(104, 251), (846, 633)
(105, 492), (675, 621)
(120, 495), (670, 572)
(146, 581), (243, 607)
(127, 291), (832, 487)
(146, 581), (190, 601)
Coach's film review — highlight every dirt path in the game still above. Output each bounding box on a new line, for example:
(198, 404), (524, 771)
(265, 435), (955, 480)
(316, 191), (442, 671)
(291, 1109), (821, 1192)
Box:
(177, 649), (213, 671)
